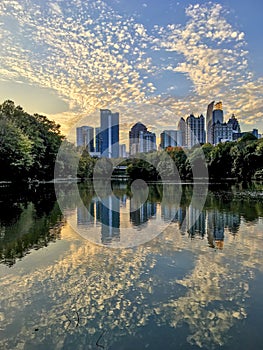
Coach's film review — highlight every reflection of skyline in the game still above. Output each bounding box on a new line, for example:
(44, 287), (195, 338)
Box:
(98, 197), (120, 245)
(163, 203), (241, 248)
(77, 188), (242, 248)
(130, 201), (157, 227)
(77, 197), (121, 244)
(0, 214), (262, 350)
(0, 183), (263, 350)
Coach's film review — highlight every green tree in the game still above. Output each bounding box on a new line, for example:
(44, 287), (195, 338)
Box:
(0, 119), (34, 179)
(0, 100), (64, 181)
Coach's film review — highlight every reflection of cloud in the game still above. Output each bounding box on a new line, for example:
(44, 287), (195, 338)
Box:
(0, 218), (263, 349)
(0, 1), (262, 134)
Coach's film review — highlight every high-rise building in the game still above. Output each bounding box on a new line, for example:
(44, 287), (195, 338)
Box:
(227, 114), (241, 141)
(186, 114), (205, 148)
(206, 101), (227, 144)
(100, 109), (119, 158)
(160, 130), (182, 149)
(95, 127), (101, 153)
(213, 121), (233, 145)
(206, 101), (215, 144)
(139, 130), (156, 153)
(119, 144), (127, 158)
(227, 114), (241, 133)
(212, 101), (224, 124)
(129, 122), (147, 155)
(76, 126), (95, 152)
(178, 117), (186, 147)
(129, 122), (156, 155)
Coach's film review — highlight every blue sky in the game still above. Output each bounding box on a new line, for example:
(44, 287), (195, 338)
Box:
(0, 0), (262, 139)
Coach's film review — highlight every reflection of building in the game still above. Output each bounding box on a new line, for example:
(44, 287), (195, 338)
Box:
(97, 197), (120, 244)
(130, 202), (157, 226)
(77, 204), (95, 226)
(100, 109), (119, 158)
(207, 210), (225, 249)
(77, 196), (120, 244)
(186, 114), (206, 148)
(224, 212), (241, 235)
(185, 205), (206, 237)
(161, 204), (178, 222)
(76, 126), (94, 151)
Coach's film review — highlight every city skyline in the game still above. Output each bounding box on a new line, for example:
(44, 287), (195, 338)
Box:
(76, 100), (259, 153)
(0, 0), (263, 137)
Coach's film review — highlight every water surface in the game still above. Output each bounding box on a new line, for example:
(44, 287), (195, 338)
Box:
(0, 182), (262, 349)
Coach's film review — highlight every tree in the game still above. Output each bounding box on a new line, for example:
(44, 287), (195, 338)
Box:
(0, 100), (64, 181)
(0, 120), (34, 179)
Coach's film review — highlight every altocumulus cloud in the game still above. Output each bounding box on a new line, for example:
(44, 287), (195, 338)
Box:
(0, 0), (262, 134)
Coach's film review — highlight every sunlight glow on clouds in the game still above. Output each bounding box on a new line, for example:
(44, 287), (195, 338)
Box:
(0, 0), (262, 134)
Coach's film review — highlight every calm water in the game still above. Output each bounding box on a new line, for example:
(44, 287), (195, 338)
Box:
(0, 182), (263, 350)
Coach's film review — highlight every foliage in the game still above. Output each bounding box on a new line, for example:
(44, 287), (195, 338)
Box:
(125, 135), (263, 183)
(0, 100), (64, 181)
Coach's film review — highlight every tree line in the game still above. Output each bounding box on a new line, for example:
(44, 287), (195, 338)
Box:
(126, 134), (263, 182)
(0, 100), (64, 181)
(0, 100), (262, 182)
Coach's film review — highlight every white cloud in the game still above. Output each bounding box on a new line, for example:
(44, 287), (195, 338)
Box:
(0, 0), (262, 135)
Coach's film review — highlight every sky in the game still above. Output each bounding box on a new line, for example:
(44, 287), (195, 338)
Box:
(0, 0), (263, 141)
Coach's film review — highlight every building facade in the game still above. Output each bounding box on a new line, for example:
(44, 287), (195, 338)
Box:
(178, 117), (186, 147)
(186, 114), (206, 148)
(129, 122), (156, 155)
(129, 122), (147, 155)
(213, 121), (233, 145)
(160, 130), (183, 149)
(139, 130), (157, 153)
(212, 101), (224, 124)
(206, 101), (215, 144)
(119, 144), (127, 158)
(100, 109), (119, 158)
(76, 126), (95, 151)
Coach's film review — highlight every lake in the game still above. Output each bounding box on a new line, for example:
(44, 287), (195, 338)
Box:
(0, 181), (263, 350)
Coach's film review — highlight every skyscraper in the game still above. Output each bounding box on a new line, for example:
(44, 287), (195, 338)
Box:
(139, 130), (156, 153)
(206, 101), (226, 144)
(95, 127), (102, 153)
(129, 122), (156, 154)
(178, 117), (186, 147)
(129, 122), (147, 155)
(76, 126), (95, 152)
(160, 130), (180, 149)
(213, 121), (233, 145)
(212, 101), (223, 124)
(206, 101), (215, 144)
(228, 114), (241, 133)
(186, 114), (205, 148)
(100, 109), (119, 158)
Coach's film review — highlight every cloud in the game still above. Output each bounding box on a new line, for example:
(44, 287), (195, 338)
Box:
(0, 0), (262, 136)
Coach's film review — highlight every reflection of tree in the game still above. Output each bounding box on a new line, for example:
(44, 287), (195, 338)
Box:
(0, 185), (63, 266)
(1, 183), (262, 348)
